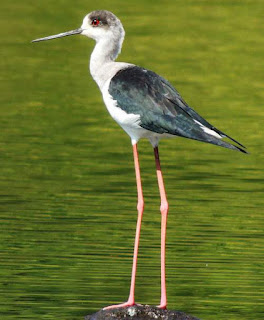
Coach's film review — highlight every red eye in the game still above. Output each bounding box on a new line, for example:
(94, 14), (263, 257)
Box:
(92, 18), (100, 26)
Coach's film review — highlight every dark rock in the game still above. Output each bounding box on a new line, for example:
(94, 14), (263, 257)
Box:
(85, 304), (200, 320)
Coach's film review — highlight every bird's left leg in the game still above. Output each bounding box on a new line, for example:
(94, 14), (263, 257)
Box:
(154, 146), (169, 309)
(104, 143), (144, 310)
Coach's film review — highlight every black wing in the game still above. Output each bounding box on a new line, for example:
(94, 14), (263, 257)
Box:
(108, 66), (247, 153)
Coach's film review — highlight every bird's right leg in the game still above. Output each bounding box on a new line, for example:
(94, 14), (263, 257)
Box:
(153, 146), (168, 309)
(104, 143), (144, 310)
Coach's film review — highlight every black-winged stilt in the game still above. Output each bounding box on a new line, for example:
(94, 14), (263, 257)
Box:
(32, 10), (247, 310)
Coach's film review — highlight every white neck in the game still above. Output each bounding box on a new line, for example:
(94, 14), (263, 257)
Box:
(89, 32), (124, 89)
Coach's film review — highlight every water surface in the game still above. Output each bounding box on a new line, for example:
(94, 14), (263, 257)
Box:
(1, 1), (263, 319)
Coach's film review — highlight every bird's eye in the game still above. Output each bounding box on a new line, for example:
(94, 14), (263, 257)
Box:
(91, 18), (100, 26)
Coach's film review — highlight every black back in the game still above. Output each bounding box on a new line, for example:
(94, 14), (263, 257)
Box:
(108, 66), (246, 152)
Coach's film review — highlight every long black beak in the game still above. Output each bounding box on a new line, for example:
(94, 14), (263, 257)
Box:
(32, 28), (82, 43)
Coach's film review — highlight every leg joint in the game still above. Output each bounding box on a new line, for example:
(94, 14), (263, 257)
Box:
(137, 200), (144, 213)
(160, 200), (169, 215)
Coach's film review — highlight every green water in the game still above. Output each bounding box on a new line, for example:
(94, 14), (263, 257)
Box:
(1, 0), (263, 319)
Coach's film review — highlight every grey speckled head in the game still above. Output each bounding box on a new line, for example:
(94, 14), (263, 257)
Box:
(88, 10), (121, 28)
(80, 10), (125, 43)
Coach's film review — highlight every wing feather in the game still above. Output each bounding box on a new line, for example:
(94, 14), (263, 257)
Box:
(109, 66), (247, 153)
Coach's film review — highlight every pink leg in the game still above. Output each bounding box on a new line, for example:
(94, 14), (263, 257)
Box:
(104, 143), (144, 310)
(154, 147), (169, 309)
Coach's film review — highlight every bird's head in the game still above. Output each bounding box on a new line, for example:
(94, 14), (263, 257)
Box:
(81, 10), (125, 42)
(32, 10), (125, 45)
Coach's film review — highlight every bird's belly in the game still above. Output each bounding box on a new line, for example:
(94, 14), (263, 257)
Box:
(106, 99), (141, 128)
(106, 100), (148, 142)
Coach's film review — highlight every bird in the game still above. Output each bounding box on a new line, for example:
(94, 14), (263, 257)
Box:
(32, 10), (247, 310)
